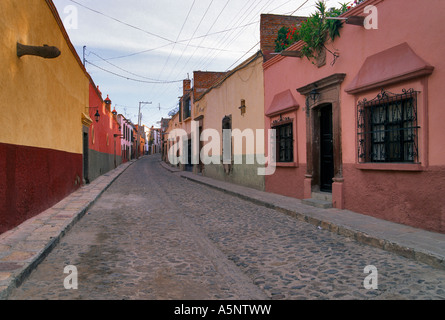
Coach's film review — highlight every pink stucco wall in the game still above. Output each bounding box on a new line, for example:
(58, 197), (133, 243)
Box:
(263, 0), (445, 233)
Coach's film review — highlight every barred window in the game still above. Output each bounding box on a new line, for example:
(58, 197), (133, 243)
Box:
(357, 89), (419, 163)
(275, 123), (293, 163)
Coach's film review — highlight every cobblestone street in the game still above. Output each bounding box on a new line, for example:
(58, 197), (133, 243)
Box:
(7, 155), (445, 300)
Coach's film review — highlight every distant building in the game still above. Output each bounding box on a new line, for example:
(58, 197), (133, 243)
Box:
(148, 126), (161, 155)
(87, 86), (122, 183)
(118, 114), (135, 163)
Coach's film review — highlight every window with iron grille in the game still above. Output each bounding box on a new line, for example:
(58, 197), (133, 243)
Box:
(274, 123), (293, 163)
(357, 89), (419, 163)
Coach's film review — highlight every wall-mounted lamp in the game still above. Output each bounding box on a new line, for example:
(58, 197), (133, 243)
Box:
(89, 107), (100, 123)
(309, 87), (320, 103)
(239, 99), (246, 116)
(17, 42), (61, 59)
(94, 110), (100, 123)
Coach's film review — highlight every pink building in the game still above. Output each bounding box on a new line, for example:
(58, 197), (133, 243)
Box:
(263, 0), (445, 233)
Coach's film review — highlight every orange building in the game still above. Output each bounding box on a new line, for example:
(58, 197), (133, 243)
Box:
(0, 0), (93, 233)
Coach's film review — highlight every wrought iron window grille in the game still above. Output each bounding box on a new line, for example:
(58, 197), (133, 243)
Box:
(273, 122), (294, 163)
(357, 88), (420, 164)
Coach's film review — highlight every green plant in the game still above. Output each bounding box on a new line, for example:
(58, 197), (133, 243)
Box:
(274, 1), (353, 65)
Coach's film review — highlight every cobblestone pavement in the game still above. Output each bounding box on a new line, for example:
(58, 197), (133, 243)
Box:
(7, 155), (445, 300)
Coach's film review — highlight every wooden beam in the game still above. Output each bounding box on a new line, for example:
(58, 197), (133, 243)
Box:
(280, 50), (303, 58)
(346, 16), (365, 26)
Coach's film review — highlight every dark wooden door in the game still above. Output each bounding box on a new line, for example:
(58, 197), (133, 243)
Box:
(320, 105), (334, 192)
(186, 139), (193, 172)
(83, 132), (89, 184)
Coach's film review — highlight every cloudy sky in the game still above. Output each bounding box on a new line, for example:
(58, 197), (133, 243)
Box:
(53, 0), (345, 128)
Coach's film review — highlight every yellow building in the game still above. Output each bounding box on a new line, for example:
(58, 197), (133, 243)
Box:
(0, 0), (91, 233)
(197, 51), (265, 190)
(164, 51), (266, 190)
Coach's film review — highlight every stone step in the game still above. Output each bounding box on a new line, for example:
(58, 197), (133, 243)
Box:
(302, 198), (333, 209)
(312, 191), (332, 202)
(302, 192), (333, 209)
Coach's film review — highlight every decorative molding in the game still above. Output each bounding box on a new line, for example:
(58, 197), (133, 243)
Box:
(81, 113), (93, 127)
(297, 73), (347, 96)
(266, 89), (299, 118)
(345, 43), (434, 94)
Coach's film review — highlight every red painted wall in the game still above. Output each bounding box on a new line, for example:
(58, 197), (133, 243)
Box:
(265, 166), (307, 199)
(89, 83), (121, 156)
(0, 143), (82, 234)
(342, 165), (445, 234)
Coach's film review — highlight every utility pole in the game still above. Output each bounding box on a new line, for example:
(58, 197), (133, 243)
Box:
(137, 101), (152, 158)
(83, 46), (86, 66)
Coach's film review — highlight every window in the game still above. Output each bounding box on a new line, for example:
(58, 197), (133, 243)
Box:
(222, 115), (232, 164)
(275, 122), (293, 163)
(183, 98), (191, 120)
(358, 89), (419, 163)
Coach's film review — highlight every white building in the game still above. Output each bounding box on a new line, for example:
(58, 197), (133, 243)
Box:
(148, 126), (161, 154)
(118, 114), (135, 162)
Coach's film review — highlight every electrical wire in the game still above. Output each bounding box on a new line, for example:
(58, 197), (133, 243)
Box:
(68, 0), (245, 54)
(171, 0), (231, 85)
(155, 0), (197, 85)
(86, 60), (183, 84)
(69, 0), (322, 126)
(88, 50), (183, 82)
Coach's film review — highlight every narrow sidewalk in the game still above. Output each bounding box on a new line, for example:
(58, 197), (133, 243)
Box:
(160, 161), (445, 271)
(0, 159), (136, 299)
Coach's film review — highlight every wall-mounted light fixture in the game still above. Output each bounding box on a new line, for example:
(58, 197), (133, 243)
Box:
(17, 42), (61, 59)
(89, 107), (100, 123)
(309, 86), (320, 103)
(239, 99), (246, 116)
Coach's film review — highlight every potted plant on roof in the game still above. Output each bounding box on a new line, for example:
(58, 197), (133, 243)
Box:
(275, 1), (353, 67)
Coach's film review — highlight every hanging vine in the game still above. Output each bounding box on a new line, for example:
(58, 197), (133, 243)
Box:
(275, 0), (364, 65)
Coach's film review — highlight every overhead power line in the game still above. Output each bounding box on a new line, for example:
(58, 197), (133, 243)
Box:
(89, 50), (178, 82)
(86, 60), (183, 84)
(68, 0), (247, 55)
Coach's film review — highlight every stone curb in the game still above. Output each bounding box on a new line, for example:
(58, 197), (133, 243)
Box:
(0, 159), (137, 300)
(158, 162), (445, 271)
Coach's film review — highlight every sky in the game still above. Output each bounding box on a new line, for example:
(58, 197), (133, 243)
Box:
(53, 0), (346, 128)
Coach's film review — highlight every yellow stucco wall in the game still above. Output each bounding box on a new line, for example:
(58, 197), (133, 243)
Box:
(0, 0), (89, 154)
(199, 53), (265, 156)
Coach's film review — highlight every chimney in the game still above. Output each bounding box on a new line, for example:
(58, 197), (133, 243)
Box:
(183, 79), (192, 96)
